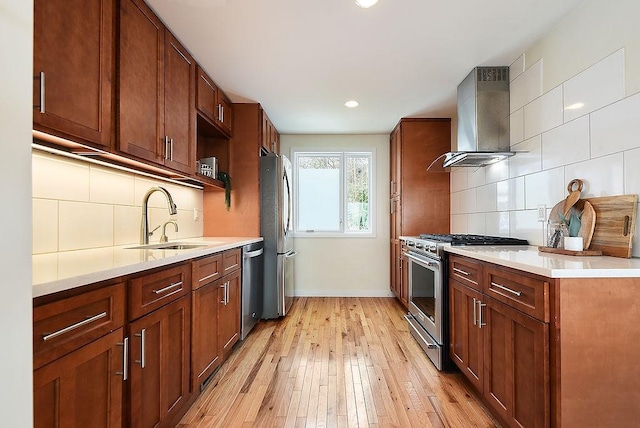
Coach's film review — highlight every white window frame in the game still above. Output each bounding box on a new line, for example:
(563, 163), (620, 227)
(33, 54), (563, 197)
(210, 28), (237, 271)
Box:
(291, 147), (376, 238)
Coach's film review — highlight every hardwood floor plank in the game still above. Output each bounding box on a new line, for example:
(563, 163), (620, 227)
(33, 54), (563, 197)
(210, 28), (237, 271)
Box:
(178, 297), (500, 428)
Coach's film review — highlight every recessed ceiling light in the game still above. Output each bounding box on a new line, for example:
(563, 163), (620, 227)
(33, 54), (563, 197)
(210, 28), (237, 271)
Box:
(355, 0), (378, 8)
(345, 100), (359, 108)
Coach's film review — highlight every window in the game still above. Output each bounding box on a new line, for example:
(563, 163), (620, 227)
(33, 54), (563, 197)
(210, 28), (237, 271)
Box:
(292, 149), (375, 236)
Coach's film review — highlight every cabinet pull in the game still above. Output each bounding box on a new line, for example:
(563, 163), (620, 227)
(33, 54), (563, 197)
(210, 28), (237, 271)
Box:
(224, 263), (238, 272)
(390, 180), (394, 195)
(472, 298), (477, 326)
(152, 281), (182, 295)
(220, 283), (227, 305)
(135, 329), (146, 368)
(225, 281), (230, 305)
(390, 199), (394, 214)
(170, 138), (174, 161)
(116, 337), (129, 381)
(477, 301), (487, 328)
(34, 71), (45, 113)
(199, 272), (219, 283)
(164, 136), (170, 160)
(42, 311), (107, 341)
(490, 282), (522, 297)
(453, 267), (470, 276)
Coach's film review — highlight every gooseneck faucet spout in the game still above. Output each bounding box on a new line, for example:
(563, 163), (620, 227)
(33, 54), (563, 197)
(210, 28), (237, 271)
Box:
(140, 187), (178, 245)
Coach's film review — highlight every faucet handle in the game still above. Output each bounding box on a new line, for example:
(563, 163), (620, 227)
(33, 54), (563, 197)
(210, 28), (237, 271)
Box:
(159, 221), (179, 243)
(148, 224), (161, 237)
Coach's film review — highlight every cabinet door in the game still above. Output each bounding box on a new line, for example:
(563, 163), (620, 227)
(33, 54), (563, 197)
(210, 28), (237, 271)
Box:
(483, 297), (549, 428)
(129, 296), (191, 428)
(118, 0), (164, 164)
(218, 270), (241, 358)
(34, 328), (124, 428)
(33, 0), (114, 148)
(449, 280), (484, 392)
(163, 31), (195, 175)
(196, 66), (218, 124)
(191, 280), (221, 388)
(216, 91), (233, 136)
(400, 248), (409, 307)
(389, 127), (400, 197)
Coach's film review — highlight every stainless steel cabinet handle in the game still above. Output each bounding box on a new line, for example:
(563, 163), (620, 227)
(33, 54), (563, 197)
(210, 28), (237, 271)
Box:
(221, 282), (227, 305)
(199, 272), (219, 283)
(472, 298), (477, 326)
(42, 311), (107, 341)
(390, 199), (394, 214)
(390, 180), (395, 195)
(224, 263), (238, 272)
(35, 71), (45, 113)
(490, 282), (522, 297)
(116, 337), (129, 381)
(170, 138), (174, 161)
(164, 136), (170, 160)
(226, 281), (230, 305)
(152, 281), (182, 295)
(135, 329), (145, 368)
(453, 267), (470, 276)
(477, 301), (487, 328)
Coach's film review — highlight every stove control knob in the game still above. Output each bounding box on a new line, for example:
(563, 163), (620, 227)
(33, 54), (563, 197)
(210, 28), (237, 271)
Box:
(429, 245), (437, 252)
(407, 241), (415, 247)
(415, 243), (423, 249)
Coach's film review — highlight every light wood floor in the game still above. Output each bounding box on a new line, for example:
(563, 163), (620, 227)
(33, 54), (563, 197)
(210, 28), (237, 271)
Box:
(178, 297), (499, 428)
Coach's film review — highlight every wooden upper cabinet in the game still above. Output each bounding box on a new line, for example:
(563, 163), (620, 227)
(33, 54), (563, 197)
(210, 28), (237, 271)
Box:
(260, 109), (280, 154)
(196, 66), (233, 137)
(118, 0), (195, 175)
(33, 0), (115, 149)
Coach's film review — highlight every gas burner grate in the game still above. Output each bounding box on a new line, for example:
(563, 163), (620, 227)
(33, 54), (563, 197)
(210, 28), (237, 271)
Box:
(419, 234), (528, 246)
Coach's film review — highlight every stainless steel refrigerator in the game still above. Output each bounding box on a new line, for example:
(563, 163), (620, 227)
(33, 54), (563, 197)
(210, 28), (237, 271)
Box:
(260, 153), (296, 318)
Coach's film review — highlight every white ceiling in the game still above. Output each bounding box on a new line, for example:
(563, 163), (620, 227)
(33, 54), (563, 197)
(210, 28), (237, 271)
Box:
(146, 0), (584, 135)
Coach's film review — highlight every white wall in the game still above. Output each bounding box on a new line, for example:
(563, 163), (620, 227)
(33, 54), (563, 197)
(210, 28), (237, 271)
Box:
(0, 0), (34, 424)
(32, 150), (204, 253)
(450, 0), (640, 257)
(281, 134), (393, 297)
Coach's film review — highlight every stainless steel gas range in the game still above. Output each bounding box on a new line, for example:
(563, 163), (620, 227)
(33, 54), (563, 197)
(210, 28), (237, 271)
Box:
(402, 234), (528, 370)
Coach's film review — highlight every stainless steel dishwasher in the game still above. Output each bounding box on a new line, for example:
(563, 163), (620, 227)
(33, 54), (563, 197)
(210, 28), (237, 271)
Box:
(241, 241), (264, 340)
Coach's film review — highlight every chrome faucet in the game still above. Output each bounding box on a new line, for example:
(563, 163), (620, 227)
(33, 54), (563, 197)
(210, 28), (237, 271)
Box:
(159, 221), (178, 243)
(140, 187), (177, 245)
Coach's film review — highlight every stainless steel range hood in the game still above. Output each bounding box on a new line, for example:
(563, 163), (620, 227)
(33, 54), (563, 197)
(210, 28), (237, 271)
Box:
(442, 66), (513, 168)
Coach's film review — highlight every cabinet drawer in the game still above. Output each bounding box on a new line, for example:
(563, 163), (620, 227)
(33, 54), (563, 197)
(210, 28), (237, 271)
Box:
(33, 283), (125, 369)
(222, 248), (241, 274)
(129, 263), (191, 320)
(484, 266), (549, 322)
(192, 252), (223, 290)
(449, 256), (483, 291)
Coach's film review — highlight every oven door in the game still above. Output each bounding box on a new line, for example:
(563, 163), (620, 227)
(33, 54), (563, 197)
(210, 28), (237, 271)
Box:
(404, 251), (442, 344)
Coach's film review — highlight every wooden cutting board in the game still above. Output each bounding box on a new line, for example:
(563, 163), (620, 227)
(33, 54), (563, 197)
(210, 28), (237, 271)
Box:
(584, 195), (638, 258)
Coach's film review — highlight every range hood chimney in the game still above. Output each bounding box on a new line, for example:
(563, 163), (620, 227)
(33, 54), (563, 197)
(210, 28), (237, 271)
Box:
(442, 66), (513, 168)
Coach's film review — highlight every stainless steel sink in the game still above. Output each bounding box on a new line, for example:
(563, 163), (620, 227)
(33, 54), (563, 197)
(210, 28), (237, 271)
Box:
(127, 242), (209, 250)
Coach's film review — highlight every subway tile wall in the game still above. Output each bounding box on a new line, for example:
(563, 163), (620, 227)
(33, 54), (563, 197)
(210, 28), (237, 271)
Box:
(450, 48), (640, 257)
(32, 150), (204, 254)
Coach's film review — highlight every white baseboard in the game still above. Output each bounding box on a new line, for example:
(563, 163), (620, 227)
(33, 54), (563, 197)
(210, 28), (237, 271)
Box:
(293, 289), (395, 298)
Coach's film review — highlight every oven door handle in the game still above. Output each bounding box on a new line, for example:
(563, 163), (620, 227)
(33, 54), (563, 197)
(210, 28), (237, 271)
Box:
(403, 251), (440, 268)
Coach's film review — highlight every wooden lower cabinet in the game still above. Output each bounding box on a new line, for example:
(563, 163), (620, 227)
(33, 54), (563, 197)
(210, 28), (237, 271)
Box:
(449, 255), (550, 428)
(191, 279), (220, 387)
(449, 280), (483, 392)
(129, 296), (191, 428)
(218, 269), (241, 358)
(34, 328), (124, 428)
(483, 298), (549, 428)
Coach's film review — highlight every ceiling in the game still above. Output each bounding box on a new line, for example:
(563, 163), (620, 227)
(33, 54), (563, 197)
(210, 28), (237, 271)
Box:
(146, 0), (585, 135)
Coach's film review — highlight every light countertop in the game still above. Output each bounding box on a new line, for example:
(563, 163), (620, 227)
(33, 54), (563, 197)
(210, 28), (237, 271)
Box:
(444, 245), (640, 278)
(33, 237), (263, 298)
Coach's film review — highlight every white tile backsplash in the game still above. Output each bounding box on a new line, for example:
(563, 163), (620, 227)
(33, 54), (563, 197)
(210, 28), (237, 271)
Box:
(510, 136), (542, 178)
(510, 210), (544, 245)
(451, 215), (467, 234)
(496, 177), (525, 211)
(451, 168), (468, 192)
(476, 183), (497, 212)
(591, 92), (640, 158)
(542, 116), (591, 170)
(624, 148), (640, 197)
(32, 149), (204, 253)
(486, 212), (510, 237)
(524, 86), (564, 139)
(486, 158), (509, 183)
(468, 214), (486, 235)
(563, 49), (625, 122)
(468, 167), (486, 187)
(510, 59), (543, 113)
(460, 189), (477, 214)
(564, 153), (624, 197)
(524, 167), (565, 209)
(510, 109), (525, 146)
(58, 202), (114, 251)
(510, 54), (525, 82)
